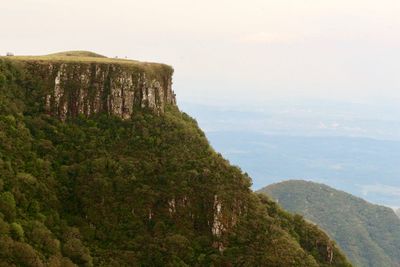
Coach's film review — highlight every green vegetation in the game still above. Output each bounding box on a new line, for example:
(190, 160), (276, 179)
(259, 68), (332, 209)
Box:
(260, 180), (400, 267)
(47, 51), (107, 58)
(0, 56), (351, 266)
(0, 50), (171, 70)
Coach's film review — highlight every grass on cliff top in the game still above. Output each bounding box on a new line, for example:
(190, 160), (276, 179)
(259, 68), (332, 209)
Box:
(48, 51), (107, 58)
(0, 50), (172, 70)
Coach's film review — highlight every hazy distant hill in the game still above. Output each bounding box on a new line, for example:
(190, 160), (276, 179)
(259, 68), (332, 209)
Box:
(260, 180), (400, 267)
(180, 102), (400, 208)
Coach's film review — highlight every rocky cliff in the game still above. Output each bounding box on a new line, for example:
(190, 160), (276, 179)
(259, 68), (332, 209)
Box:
(4, 51), (175, 120)
(0, 53), (352, 266)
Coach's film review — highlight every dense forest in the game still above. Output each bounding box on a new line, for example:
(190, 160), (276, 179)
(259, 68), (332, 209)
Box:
(260, 180), (400, 267)
(0, 54), (351, 266)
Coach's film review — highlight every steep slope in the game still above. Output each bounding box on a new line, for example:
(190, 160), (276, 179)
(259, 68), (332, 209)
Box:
(0, 53), (351, 266)
(260, 180), (400, 267)
(396, 209), (400, 218)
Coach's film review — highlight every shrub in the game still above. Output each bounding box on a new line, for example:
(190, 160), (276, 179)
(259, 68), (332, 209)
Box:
(0, 192), (16, 221)
(10, 222), (24, 241)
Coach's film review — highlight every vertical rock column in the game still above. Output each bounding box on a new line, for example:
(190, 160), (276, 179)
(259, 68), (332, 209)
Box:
(25, 61), (175, 120)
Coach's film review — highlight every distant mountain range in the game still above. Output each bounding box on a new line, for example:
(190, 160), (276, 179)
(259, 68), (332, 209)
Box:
(259, 180), (400, 267)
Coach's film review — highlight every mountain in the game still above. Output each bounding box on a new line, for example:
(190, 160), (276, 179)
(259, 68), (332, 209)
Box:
(260, 180), (400, 267)
(396, 209), (400, 218)
(0, 52), (351, 266)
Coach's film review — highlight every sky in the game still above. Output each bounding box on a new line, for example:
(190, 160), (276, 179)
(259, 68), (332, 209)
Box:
(2, 0), (400, 106)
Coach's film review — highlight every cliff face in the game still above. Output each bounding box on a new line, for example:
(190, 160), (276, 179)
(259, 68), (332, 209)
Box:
(11, 56), (175, 120)
(0, 53), (352, 267)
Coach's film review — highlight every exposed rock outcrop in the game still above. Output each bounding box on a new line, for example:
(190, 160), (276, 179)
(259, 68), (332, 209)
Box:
(20, 59), (175, 120)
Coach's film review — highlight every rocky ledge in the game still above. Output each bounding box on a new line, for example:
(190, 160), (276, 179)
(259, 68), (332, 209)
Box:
(3, 51), (176, 120)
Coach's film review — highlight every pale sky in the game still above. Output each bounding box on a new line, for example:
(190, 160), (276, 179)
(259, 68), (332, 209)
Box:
(2, 0), (400, 106)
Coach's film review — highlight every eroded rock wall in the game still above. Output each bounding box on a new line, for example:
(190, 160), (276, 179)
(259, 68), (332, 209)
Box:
(23, 61), (175, 120)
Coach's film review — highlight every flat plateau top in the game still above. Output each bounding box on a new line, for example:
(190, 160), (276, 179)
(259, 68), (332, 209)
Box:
(0, 50), (170, 69)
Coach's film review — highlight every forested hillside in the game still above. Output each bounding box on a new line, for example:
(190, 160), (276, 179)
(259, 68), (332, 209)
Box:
(260, 180), (400, 267)
(0, 53), (351, 266)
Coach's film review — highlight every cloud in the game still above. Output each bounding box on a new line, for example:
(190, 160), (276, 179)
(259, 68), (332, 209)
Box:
(360, 184), (400, 197)
(239, 32), (301, 44)
(330, 164), (344, 171)
(331, 122), (340, 129)
(318, 122), (328, 129)
(317, 121), (340, 130)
